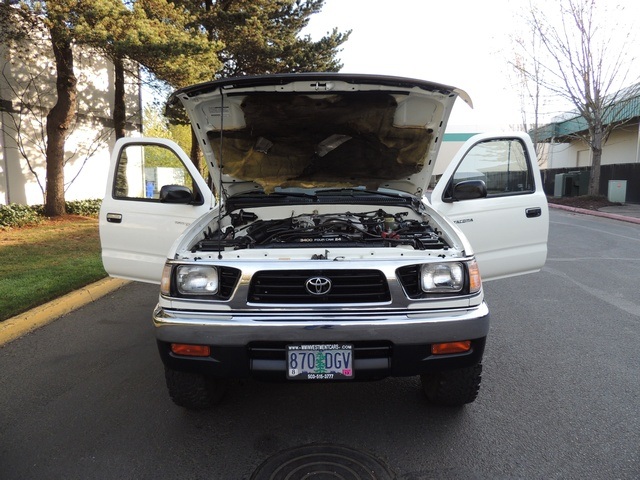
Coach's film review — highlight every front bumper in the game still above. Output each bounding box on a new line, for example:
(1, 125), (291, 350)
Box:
(154, 302), (489, 380)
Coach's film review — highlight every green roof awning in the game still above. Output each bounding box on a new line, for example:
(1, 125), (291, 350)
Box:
(531, 86), (640, 142)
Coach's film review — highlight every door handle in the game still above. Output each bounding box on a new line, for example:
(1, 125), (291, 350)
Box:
(106, 213), (123, 224)
(526, 207), (542, 218)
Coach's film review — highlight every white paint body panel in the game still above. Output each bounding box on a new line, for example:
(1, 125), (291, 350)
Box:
(99, 138), (215, 283)
(431, 132), (548, 280)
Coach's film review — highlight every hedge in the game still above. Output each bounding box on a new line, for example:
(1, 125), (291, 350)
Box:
(0, 199), (102, 229)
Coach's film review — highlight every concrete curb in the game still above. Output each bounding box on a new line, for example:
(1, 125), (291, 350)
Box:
(548, 203), (640, 225)
(0, 277), (130, 347)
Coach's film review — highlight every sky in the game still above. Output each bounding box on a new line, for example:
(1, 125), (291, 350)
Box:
(303, 0), (640, 131)
(303, 0), (524, 130)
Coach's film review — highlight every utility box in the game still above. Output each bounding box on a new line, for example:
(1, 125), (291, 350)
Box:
(567, 171), (589, 196)
(554, 172), (577, 197)
(554, 173), (565, 197)
(554, 171), (590, 197)
(608, 180), (627, 203)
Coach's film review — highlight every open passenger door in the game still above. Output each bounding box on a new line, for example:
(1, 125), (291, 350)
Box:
(99, 138), (215, 284)
(431, 133), (548, 281)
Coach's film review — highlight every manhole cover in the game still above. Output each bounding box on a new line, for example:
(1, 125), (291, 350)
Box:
(251, 444), (395, 480)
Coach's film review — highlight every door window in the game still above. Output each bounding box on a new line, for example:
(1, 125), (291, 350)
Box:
(448, 138), (534, 198)
(113, 143), (197, 200)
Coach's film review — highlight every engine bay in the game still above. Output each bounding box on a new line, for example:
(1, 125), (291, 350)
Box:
(190, 209), (449, 252)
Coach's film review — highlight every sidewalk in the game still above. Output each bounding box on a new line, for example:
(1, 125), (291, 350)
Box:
(2, 203), (639, 347)
(548, 202), (640, 225)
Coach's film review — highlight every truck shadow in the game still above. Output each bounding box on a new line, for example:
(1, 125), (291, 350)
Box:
(175, 376), (478, 478)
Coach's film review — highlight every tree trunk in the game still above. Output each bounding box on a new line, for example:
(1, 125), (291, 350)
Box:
(588, 122), (604, 196)
(113, 55), (126, 139)
(44, 26), (77, 217)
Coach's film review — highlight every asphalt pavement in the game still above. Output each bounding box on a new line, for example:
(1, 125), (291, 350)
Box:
(1, 202), (639, 347)
(2, 207), (639, 478)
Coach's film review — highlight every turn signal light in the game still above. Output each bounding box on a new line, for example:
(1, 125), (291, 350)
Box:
(431, 341), (472, 355)
(171, 343), (211, 357)
(468, 260), (482, 293)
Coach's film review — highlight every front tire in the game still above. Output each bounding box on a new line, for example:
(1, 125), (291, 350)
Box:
(164, 367), (228, 410)
(420, 364), (482, 407)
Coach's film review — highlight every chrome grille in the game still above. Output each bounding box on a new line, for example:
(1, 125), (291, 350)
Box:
(248, 269), (390, 304)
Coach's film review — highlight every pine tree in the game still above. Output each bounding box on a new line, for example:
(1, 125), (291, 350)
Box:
(75, 0), (223, 139)
(173, 0), (350, 76)
(315, 352), (326, 374)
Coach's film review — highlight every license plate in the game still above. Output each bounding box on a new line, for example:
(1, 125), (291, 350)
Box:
(287, 344), (354, 380)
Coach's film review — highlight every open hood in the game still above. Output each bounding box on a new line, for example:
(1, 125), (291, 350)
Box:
(168, 73), (471, 197)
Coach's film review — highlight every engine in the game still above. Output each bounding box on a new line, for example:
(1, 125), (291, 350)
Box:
(191, 209), (448, 252)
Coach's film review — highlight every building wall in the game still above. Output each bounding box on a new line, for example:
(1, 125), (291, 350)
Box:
(542, 121), (640, 170)
(0, 29), (141, 206)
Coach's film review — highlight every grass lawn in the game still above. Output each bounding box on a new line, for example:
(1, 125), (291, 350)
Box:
(0, 216), (107, 322)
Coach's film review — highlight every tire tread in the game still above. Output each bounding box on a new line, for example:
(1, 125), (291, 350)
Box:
(164, 367), (227, 410)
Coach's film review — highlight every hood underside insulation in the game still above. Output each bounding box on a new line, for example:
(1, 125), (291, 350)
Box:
(207, 92), (433, 192)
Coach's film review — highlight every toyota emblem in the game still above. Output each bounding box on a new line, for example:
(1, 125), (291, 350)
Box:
(305, 276), (332, 295)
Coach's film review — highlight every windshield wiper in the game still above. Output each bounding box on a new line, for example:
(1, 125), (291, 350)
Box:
(316, 188), (407, 199)
(234, 191), (318, 199)
(267, 191), (318, 200)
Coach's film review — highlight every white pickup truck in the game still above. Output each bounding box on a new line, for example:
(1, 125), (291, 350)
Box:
(99, 73), (548, 409)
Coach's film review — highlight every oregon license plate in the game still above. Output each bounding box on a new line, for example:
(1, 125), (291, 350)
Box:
(286, 344), (354, 380)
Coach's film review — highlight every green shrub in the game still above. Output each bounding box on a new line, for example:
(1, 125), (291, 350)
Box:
(65, 199), (102, 217)
(0, 203), (43, 229)
(0, 199), (102, 229)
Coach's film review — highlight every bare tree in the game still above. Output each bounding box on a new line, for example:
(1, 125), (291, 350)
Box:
(515, 0), (640, 195)
(510, 48), (546, 165)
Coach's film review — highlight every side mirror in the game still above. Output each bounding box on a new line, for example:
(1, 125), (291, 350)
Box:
(451, 180), (487, 201)
(159, 185), (193, 204)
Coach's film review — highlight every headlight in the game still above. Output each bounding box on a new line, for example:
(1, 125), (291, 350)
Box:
(176, 265), (219, 295)
(420, 263), (464, 293)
